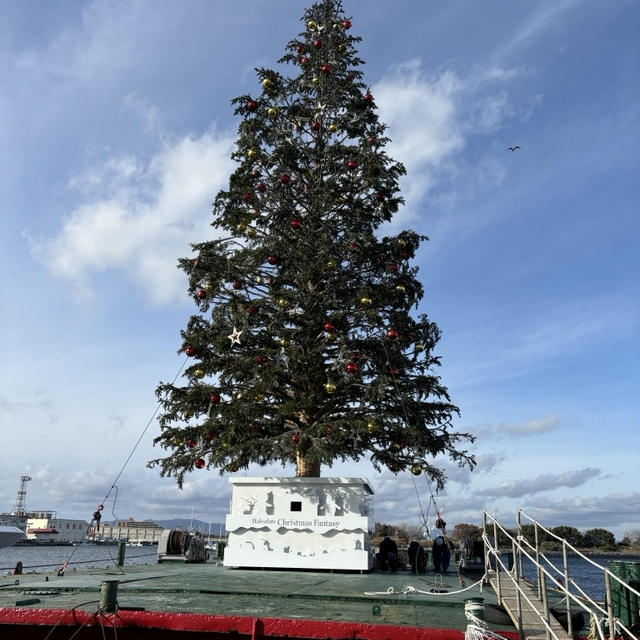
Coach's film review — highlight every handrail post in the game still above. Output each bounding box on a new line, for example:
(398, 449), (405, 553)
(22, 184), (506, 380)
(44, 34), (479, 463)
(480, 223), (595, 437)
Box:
(540, 549), (551, 640)
(516, 510), (524, 579)
(562, 540), (573, 637)
(512, 537), (524, 640)
(493, 518), (502, 601)
(604, 572), (615, 640)
(535, 522), (543, 600)
(483, 511), (490, 576)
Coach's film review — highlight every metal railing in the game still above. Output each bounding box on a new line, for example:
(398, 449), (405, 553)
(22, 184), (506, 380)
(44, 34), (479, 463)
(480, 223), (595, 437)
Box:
(482, 509), (640, 640)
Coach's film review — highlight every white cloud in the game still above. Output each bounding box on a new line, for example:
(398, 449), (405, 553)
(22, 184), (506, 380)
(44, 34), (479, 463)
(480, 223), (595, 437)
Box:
(28, 127), (235, 305)
(499, 414), (560, 437)
(476, 467), (601, 499)
(374, 59), (526, 225)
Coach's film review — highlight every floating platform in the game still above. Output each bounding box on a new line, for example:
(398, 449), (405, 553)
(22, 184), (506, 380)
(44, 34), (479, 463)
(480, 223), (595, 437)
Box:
(0, 560), (522, 639)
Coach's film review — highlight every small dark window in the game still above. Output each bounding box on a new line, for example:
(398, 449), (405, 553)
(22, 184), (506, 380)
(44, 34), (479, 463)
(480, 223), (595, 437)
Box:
(290, 501), (302, 512)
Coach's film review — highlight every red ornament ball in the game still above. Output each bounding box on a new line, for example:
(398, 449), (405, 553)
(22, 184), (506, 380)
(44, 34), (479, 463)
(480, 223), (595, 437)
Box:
(324, 321), (336, 331)
(292, 434), (300, 443)
(185, 346), (196, 357)
(256, 182), (267, 192)
(187, 438), (197, 448)
(246, 100), (257, 111)
(196, 288), (207, 299)
(290, 219), (303, 230)
(232, 280), (242, 290)
(296, 44), (304, 53)
(204, 432), (217, 441)
(313, 39), (323, 49)
(256, 355), (268, 365)
(375, 192), (386, 202)
(346, 361), (358, 374)
(342, 19), (352, 29)
(279, 173), (291, 184)
(388, 263), (399, 272)
(388, 367), (400, 376)
(386, 328), (399, 340)
(210, 393), (221, 404)
(364, 92), (374, 101)
(321, 64), (332, 74)
(194, 458), (205, 469)
(267, 254), (278, 265)
(242, 192), (252, 202)
(349, 242), (360, 251)
(347, 159), (358, 170)
(311, 121), (321, 131)
(324, 424), (333, 435)
(300, 56), (308, 65)
(246, 305), (257, 315)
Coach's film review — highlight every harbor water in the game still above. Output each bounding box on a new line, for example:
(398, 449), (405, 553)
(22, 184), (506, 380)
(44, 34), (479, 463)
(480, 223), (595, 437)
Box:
(0, 544), (158, 575)
(521, 553), (640, 602)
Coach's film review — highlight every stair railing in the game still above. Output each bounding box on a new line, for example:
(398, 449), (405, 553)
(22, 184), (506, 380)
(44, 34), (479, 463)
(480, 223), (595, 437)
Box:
(482, 509), (640, 640)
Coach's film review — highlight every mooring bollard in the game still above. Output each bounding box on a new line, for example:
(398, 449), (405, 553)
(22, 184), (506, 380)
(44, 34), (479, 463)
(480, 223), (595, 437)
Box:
(99, 580), (119, 613)
(117, 541), (126, 567)
(464, 597), (485, 621)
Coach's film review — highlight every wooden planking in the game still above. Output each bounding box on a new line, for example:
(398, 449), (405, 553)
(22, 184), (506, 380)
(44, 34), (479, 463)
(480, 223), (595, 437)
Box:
(489, 575), (571, 640)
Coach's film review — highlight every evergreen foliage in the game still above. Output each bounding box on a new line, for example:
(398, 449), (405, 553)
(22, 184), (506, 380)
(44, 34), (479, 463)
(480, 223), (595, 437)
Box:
(149, 0), (475, 485)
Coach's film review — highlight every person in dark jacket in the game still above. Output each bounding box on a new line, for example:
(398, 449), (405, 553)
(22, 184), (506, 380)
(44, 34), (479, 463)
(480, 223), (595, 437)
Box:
(432, 535), (451, 572)
(377, 536), (398, 572)
(407, 538), (427, 574)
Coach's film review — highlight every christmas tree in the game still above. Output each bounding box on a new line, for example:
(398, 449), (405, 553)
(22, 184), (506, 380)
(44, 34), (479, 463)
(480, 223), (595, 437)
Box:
(150, 0), (475, 486)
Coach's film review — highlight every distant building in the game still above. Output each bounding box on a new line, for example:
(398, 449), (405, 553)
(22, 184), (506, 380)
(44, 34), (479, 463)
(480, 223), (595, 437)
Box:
(94, 518), (165, 543)
(26, 515), (88, 543)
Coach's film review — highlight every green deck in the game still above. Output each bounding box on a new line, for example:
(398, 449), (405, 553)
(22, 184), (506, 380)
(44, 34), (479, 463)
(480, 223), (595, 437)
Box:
(0, 560), (512, 631)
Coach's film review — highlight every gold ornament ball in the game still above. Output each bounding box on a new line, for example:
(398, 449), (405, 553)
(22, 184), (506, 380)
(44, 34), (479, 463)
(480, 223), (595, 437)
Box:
(267, 107), (277, 117)
(397, 238), (407, 246)
(415, 343), (425, 352)
(325, 259), (336, 269)
(312, 77), (320, 85)
(236, 222), (247, 232)
(410, 464), (423, 476)
(246, 228), (257, 238)
(184, 411), (193, 419)
(262, 78), (272, 87)
(173, 437), (183, 446)
(279, 337), (289, 347)
(204, 281), (213, 292)
(329, 123), (338, 133)
(360, 296), (372, 305)
(324, 381), (336, 394)
(236, 392), (243, 399)
(247, 148), (257, 158)
(256, 393), (265, 401)
(256, 276), (264, 284)
(367, 420), (377, 433)
(307, 20), (317, 30)
(325, 332), (336, 341)
(277, 298), (288, 308)
(395, 285), (406, 293)
(194, 369), (205, 379)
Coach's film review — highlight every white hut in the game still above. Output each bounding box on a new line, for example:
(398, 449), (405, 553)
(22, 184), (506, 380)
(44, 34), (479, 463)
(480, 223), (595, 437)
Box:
(224, 477), (374, 571)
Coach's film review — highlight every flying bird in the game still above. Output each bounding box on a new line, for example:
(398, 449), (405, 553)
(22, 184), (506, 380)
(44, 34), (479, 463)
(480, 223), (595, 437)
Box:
(507, 145), (520, 152)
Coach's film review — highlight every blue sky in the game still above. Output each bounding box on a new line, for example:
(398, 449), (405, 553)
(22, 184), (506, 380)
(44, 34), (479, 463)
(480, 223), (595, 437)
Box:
(1, 0), (638, 539)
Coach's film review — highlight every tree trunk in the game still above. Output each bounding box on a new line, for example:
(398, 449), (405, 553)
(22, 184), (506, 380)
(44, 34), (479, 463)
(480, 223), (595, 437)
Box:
(296, 451), (320, 477)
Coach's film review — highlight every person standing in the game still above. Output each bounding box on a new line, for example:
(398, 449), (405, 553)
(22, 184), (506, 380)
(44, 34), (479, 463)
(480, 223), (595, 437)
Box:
(377, 536), (399, 572)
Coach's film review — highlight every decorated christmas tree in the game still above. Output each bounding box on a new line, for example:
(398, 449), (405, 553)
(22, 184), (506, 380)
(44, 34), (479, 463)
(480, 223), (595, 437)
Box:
(150, 0), (475, 486)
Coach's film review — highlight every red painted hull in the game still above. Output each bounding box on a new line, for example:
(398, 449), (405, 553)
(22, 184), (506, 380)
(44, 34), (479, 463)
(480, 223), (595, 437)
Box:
(0, 607), (523, 640)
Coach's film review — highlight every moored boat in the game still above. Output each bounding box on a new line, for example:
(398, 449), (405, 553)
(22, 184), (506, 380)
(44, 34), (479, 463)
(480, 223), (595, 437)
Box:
(0, 526), (24, 549)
